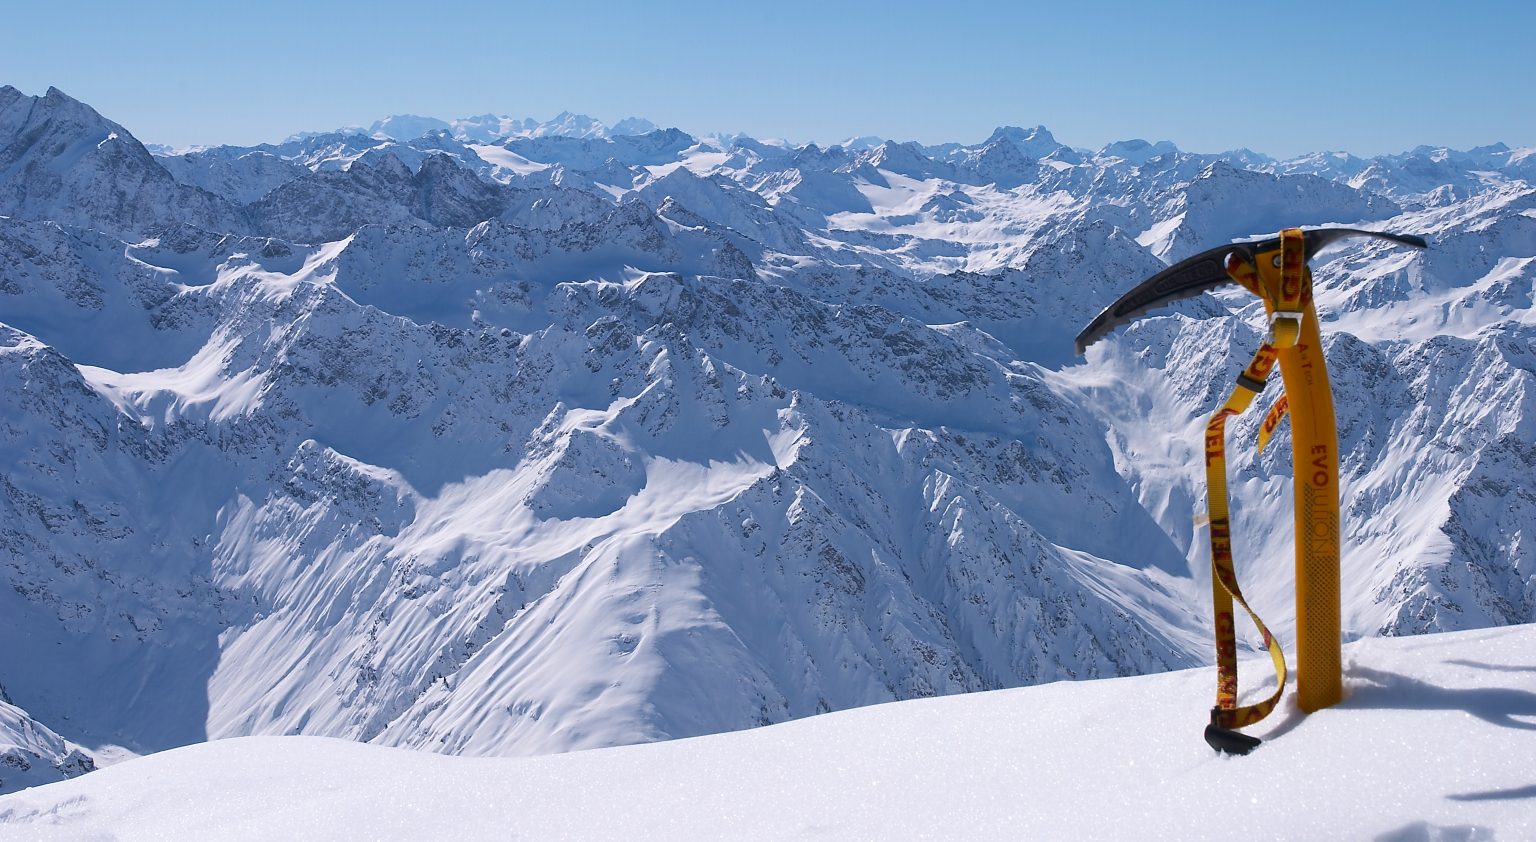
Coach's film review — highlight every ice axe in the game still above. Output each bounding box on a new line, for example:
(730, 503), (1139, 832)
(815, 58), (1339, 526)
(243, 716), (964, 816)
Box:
(1076, 227), (1426, 754)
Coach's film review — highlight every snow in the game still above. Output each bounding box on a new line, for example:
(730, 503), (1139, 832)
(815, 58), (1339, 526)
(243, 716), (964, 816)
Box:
(464, 143), (550, 177)
(1136, 212), (1186, 253)
(1320, 249), (1536, 343)
(0, 699), (94, 796)
(2, 625), (1532, 840)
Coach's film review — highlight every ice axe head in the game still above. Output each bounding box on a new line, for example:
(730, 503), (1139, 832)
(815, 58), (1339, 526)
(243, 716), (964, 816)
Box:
(1073, 227), (1427, 355)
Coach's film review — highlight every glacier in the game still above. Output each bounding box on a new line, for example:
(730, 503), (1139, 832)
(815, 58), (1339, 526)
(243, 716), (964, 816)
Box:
(0, 83), (1532, 794)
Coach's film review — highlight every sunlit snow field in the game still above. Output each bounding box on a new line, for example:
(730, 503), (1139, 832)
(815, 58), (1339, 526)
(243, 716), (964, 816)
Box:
(3, 625), (1532, 840)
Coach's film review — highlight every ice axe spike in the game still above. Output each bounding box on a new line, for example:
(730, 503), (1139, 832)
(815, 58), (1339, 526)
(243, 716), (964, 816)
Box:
(1073, 227), (1427, 355)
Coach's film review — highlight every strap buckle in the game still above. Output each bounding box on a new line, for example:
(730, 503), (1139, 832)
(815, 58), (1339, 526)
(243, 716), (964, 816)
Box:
(1267, 310), (1304, 348)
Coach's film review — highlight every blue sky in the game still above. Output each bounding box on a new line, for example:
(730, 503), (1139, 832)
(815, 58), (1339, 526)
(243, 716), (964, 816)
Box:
(4, 0), (1532, 157)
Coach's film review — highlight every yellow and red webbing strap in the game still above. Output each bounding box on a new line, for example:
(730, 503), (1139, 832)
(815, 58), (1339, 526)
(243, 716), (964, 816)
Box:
(1257, 394), (1290, 454)
(1268, 228), (1307, 349)
(1202, 249), (1294, 730)
(1204, 344), (1289, 728)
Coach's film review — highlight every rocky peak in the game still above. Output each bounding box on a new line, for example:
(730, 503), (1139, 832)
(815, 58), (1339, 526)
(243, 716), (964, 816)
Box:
(0, 86), (242, 237)
(983, 124), (1064, 159)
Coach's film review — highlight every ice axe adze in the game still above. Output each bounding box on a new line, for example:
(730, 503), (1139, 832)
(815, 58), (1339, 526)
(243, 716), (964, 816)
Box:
(1075, 227), (1426, 755)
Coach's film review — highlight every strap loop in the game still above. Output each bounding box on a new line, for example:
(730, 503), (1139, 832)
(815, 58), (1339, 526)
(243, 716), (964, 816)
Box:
(1200, 254), (1295, 735)
(1204, 341), (1289, 730)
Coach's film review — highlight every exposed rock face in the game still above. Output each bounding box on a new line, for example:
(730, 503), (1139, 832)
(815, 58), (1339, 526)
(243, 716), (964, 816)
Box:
(0, 86), (242, 238)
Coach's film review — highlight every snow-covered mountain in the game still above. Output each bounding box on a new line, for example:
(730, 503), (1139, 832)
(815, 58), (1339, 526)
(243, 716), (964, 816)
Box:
(358, 111), (660, 144)
(0, 87), (241, 237)
(1, 84), (1532, 794)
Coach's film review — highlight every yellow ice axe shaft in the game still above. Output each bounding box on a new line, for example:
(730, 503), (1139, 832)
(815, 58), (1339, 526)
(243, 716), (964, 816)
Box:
(1270, 297), (1342, 713)
(1252, 236), (1342, 713)
(1225, 229), (1342, 714)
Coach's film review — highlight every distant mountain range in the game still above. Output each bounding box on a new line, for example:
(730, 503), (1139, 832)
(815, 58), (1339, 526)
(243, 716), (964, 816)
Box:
(2, 84), (1532, 794)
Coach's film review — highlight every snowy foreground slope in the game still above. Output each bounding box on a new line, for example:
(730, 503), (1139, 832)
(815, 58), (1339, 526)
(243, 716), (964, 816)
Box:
(1, 83), (1534, 794)
(3, 625), (1533, 841)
